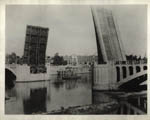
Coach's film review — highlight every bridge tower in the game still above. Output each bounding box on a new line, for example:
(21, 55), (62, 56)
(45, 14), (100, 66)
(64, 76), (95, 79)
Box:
(91, 7), (147, 91)
(92, 7), (126, 64)
(23, 25), (49, 73)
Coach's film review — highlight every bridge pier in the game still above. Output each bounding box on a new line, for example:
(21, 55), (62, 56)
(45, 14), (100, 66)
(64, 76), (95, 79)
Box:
(93, 61), (147, 91)
(6, 64), (51, 82)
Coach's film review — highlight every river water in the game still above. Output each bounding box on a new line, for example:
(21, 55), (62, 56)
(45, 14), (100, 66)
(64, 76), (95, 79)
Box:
(5, 73), (147, 114)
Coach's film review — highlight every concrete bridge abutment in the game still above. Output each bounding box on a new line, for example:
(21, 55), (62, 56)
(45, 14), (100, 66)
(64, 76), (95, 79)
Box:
(93, 61), (147, 91)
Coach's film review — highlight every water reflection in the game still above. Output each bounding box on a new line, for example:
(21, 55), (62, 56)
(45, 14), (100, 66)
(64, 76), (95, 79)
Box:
(65, 80), (77, 90)
(5, 73), (92, 114)
(52, 82), (64, 91)
(5, 73), (146, 114)
(23, 88), (47, 114)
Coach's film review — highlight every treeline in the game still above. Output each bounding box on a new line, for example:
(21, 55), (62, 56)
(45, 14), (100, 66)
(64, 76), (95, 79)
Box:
(51, 53), (67, 65)
(6, 52), (68, 65)
(6, 53), (23, 64)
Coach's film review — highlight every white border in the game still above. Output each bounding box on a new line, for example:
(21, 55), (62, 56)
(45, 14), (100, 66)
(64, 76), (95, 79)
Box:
(0, 0), (149, 120)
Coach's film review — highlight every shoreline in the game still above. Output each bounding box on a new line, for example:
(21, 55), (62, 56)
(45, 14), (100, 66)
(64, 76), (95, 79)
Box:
(47, 101), (119, 114)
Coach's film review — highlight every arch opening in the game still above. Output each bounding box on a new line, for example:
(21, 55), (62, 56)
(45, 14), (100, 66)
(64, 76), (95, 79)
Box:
(143, 66), (147, 70)
(136, 66), (141, 73)
(5, 68), (16, 89)
(116, 67), (120, 82)
(129, 66), (133, 75)
(122, 66), (127, 79)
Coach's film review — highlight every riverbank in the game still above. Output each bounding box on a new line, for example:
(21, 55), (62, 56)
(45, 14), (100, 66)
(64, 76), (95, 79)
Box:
(46, 91), (127, 114)
(47, 101), (119, 114)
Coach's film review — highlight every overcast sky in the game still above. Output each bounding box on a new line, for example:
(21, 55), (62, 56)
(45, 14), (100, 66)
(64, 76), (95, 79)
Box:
(6, 5), (147, 57)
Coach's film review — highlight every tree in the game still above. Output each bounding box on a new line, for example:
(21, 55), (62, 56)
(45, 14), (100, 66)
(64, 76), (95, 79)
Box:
(52, 53), (66, 65)
(6, 52), (17, 64)
(6, 54), (10, 64)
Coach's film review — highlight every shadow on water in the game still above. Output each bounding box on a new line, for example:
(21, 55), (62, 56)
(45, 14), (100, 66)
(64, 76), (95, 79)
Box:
(23, 88), (47, 114)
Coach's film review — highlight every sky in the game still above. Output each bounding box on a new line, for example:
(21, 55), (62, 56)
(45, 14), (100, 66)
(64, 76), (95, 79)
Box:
(6, 5), (147, 57)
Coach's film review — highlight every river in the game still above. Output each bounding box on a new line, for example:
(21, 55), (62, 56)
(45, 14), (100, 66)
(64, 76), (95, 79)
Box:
(5, 73), (147, 114)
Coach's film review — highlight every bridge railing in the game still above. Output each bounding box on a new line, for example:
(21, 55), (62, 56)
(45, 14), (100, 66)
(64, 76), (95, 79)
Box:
(114, 60), (147, 65)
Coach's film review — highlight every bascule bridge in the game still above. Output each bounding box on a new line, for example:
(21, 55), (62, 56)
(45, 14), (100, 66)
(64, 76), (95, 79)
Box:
(5, 8), (147, 91)
(91, 8), (147, 91)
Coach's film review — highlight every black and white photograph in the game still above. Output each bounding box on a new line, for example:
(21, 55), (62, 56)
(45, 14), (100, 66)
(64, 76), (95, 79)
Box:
(4, 4), (147, 115)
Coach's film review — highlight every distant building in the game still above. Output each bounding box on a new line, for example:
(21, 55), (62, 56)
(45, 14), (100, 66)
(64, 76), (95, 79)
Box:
(45, 56), (51, 64)
(64, 55), (98, 65)
(23, 25), (49, 66)
(64, 55), (78, 65)
(92, 8), (126, 64)
(77, 55), (98, 65)
(63, 55), (72, 65)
